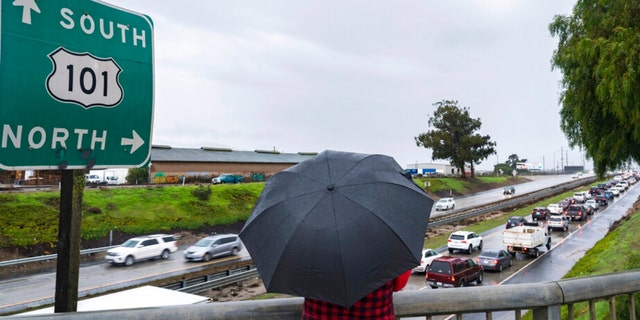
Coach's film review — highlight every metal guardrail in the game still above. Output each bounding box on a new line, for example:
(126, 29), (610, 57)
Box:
(159, 265), (258, 294)
(7, 269), (640, 319)
(0, 246), (117, 268)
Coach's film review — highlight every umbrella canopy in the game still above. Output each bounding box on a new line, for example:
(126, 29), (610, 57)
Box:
(239, 150), (433, 307)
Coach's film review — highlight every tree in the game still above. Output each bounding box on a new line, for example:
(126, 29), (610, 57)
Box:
(550, 0), (640, 177)
(126, 167), (149, 185)
(505, 154), (527, 168)
(415, 100), (496, 178)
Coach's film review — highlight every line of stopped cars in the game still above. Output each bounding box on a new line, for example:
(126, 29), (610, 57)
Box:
(421, 173), (638, 289)
(106, 233), (243, 266)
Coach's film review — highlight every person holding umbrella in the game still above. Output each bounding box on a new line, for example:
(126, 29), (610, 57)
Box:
(240, 150), (434, 319)
(301, 269), (412, 319)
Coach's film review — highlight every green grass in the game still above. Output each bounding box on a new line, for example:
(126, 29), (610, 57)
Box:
(0, 183), (264, 247)
(554, 209), (640, 319)
(414, 176), (515, 195)
(0, 176), (506, 248)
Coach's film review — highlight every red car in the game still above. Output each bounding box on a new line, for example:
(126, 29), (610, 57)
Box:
(426, 256), (484, 288)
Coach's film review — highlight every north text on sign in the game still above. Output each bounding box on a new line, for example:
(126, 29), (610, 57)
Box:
(2, 125), (107, 151)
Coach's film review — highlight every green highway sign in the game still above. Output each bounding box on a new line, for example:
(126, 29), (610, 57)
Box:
(0, 0), (154, 170)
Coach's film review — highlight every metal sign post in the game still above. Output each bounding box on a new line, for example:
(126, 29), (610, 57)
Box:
(54, 170), (83, 312)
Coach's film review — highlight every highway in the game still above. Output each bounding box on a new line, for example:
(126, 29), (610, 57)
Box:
(0, 174), (625, 316)
(404, 178), (639, 320)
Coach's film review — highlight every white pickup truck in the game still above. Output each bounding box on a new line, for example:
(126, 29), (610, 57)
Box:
(502, 221), (551, 258)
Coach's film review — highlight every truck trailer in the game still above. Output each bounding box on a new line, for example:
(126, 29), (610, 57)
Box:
(502, 221), (551, 257)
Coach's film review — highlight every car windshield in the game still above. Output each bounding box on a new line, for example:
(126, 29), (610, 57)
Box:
(122, 239), (140, 248)
(194, 239), (214, 247)
(479, 251), (499, 258)
(450, 234), (465, 240)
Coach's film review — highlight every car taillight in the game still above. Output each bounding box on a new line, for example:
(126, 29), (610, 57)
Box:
(447, 239), (452, 242)
(492, 259), (498, 265)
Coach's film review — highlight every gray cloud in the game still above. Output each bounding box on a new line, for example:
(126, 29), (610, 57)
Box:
(108, 0), (584, 171)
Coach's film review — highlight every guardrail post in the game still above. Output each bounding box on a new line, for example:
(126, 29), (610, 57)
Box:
(629, 293), (636, 320)
(532, 305), (560, 320)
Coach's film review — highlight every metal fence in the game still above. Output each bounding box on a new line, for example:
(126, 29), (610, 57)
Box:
(8, 269), (639, 320)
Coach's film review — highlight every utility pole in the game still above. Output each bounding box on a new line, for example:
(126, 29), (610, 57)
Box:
(560, 146), (564, 173)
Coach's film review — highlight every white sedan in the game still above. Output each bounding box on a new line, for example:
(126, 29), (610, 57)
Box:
(547, 203), (563, 215)
(412, 248), (443, 273)
(434, 197), (455, 211)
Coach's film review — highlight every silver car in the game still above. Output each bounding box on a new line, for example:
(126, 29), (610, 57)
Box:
(184, 234), (243, 262)
(547, 215), (569, 232)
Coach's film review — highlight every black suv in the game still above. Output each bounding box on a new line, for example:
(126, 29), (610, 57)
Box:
(531, 207), (550, 221)
(505, 216), (526, 229)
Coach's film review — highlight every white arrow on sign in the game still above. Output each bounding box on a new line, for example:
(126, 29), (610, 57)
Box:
(121, 130), (145, 154)
(12, 0), (40, 25)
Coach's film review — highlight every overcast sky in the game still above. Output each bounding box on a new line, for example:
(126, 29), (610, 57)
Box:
(107, 0), (583, 172)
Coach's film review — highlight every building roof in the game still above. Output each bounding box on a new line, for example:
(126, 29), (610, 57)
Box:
(151, 146), (318, 164)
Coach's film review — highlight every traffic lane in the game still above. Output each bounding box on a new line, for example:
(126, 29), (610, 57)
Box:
(0, 248), (250, 315)
(406, 227), (537, 291)
(430, 174), (577, 216)
(454, 185), (639, 320)
(505, 185), (638, 285)
(407, 252), (534, 291)
(408, 188), (627, 291)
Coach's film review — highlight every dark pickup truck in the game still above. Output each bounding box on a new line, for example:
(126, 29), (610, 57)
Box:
(426, 256), (484, 288)
(566, 204), (592, 221)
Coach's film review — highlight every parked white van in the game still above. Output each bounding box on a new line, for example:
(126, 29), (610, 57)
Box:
(85, 174), (103, 184)
(105, 176), (120, 185)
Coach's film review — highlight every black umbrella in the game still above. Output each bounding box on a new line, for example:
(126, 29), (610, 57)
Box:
(239, 150), (433, 307)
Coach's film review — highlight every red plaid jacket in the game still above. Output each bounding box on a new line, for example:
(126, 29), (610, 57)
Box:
(301, 271), (411, 320)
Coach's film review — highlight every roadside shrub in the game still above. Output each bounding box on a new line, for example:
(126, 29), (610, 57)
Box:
(192, 185), (212, 201)
(87, 207), (102, 214)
